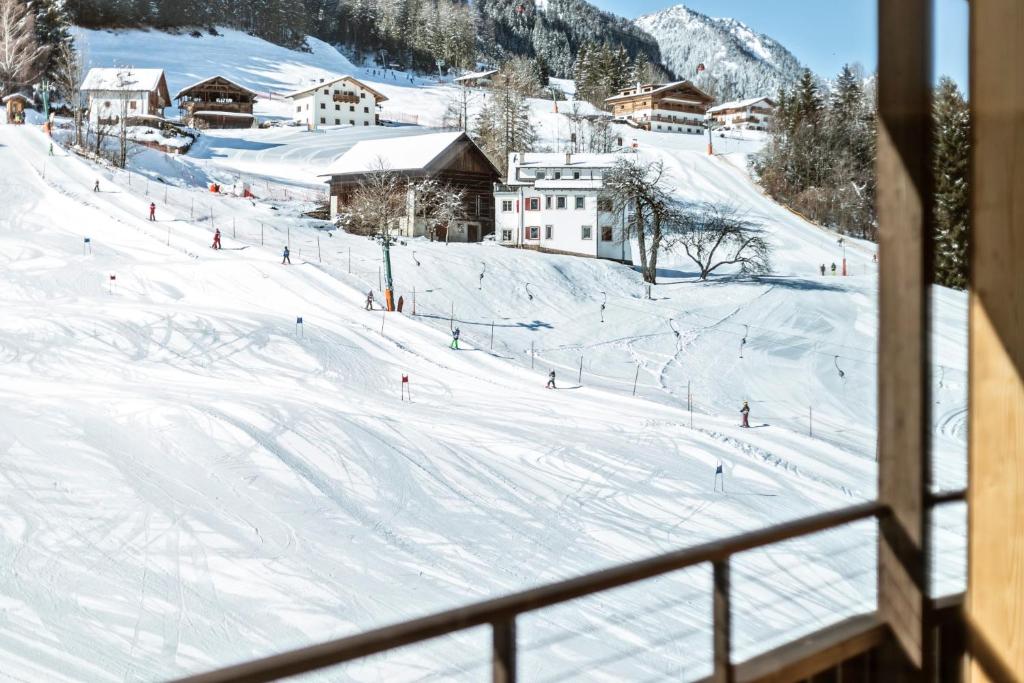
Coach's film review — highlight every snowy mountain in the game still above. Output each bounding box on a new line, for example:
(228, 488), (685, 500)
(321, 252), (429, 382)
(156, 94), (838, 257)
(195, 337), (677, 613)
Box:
(635, 4), (805, 101)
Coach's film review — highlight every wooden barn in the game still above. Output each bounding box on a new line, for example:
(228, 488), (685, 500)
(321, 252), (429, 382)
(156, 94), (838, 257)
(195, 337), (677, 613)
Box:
(2, 93), (31, 124)
(174, 76), (257, 129)
(322, 131), (503, 242)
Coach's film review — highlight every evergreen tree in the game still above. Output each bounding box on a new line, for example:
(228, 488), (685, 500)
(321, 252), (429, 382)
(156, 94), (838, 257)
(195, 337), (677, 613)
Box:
(32, 0), (73, 86)
(932, 76), (969, 289)
(473, 60), (536, 168)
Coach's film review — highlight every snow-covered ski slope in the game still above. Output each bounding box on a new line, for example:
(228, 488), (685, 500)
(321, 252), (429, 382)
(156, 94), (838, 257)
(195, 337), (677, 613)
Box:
(0, 28), (967, 683)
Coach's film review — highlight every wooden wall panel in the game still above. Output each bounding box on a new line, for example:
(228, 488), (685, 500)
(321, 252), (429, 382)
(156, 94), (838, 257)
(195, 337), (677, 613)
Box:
(967, 1), (1024, 680)
(876, 0), (934, 676)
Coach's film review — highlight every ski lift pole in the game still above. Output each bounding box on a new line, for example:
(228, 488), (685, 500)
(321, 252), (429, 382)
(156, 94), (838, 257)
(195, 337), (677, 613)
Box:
(705, 112), (713, 155)
(632, 364), (640, 396)
(382, 233), (395, 310)
(490, 320), (494, 350)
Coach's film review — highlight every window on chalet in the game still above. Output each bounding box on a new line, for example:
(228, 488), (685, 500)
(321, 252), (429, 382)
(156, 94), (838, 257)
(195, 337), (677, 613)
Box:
(364, 107), (369, 113)
(553, 171), (561, 179)
(363, 121), (369, 126)
(335, 119), (340, 125)
(501, 229), (512, 241)
(296, 105), (301, 112)
(335, 104), (340, 110)
(573, 171), (580, 179)
(320, 117), (325, 124)
(349, 119), (354, 125)
(360, 93), (365, 99)
(545, 196), (552, 209)
(350, 105), (355, 111)
(129, 101), (136, 110)
(556, 196), (566, 210)
(323, 89), (329, 95)
(575, 196), (585, 209)
(525, 197), (540, 211)
(501, 200), (513, 212)
(601, 226), (613, 241)
(320, 102), (325, 109)
(545, 225), (553, 239)
(581, 225), (593, 239)
(536, 170), (546, 179)
(526, 226), (540, 240)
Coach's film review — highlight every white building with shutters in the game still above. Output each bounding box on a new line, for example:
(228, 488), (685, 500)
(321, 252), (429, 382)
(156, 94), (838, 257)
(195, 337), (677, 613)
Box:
(493, 152), (632, 263)
(707, 96), (775, 132)
(80, 68), (170, 125)
(285, 75), (387, 128)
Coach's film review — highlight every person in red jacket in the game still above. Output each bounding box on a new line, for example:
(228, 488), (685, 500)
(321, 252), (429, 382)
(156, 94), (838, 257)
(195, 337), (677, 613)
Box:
(212, 228), (221, 249)
(148, 202), (156, 221)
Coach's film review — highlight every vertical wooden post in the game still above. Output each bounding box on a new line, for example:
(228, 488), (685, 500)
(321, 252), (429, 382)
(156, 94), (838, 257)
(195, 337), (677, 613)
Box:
(968, 2), (1024, 680)
(876, 0), (934, 676)
(712, 560), (733, 683)
(492, 619), (516, 683)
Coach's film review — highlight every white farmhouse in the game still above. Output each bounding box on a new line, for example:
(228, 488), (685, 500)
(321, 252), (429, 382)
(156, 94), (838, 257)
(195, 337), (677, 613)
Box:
(707, 96), (775, 132)
(80, 68), (170, 126)
(286, 75), (388, 128)
(493, 152), (632, 262)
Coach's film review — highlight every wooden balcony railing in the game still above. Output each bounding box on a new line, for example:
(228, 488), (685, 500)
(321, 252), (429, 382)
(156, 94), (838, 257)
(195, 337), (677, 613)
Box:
(333, 93), (359, 104)
(173, 491), (965, 683)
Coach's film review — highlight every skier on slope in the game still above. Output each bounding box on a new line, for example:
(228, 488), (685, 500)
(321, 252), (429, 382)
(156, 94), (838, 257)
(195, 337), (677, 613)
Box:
(148, 202), (156, 221)
(93, 179), (100, 192)
(740, 401), (751, 428)
(365, 290), (374, 310)
(546, 370), (556, 389)
(820, 263), (826, 276)
(282, 245), (291, 264)
(450, 327), (460, 350)
(212, 228), (221, 250)
(830, 262), (837, 276)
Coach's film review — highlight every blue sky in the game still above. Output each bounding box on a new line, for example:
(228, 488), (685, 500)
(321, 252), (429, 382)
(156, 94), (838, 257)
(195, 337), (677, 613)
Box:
(588, 0), (969, 89)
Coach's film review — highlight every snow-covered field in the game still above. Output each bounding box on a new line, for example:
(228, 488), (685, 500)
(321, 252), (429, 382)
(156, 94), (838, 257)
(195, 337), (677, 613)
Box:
(0, 28), (967, 682)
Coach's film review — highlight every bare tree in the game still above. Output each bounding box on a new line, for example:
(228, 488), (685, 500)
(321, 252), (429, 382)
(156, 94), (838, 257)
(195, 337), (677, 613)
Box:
(602, 156), (674, 284)
(442, 81), (476, 131)
(0, 0), (43, 96)
(339, 157), (406, 237)
(431, 183), (467, 244)
(53, 39), (84, 147)
(114, 67), (138, 168)
(674, 203), (772, 280)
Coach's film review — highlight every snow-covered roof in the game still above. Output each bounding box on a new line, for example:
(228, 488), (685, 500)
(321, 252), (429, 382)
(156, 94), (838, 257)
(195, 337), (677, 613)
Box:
(512, 152), (620, 169)
(322, 131), (468, 175)
(174, 76), (259, 100)
(285, 75), (387, 102)
(454, 69), (498, 83)
(1, 93), (31, 103)
(708, 96), (775, 113)
(81, 68), (166, 92)
(605, 80), (711, 103)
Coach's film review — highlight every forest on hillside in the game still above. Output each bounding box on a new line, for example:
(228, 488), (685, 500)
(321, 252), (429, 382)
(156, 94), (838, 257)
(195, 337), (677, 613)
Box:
(752, 66), (970, 288)
(66, 0), (668, 80)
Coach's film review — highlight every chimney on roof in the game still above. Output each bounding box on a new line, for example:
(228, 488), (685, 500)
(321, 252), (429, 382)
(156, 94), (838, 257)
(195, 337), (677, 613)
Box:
(319, 78), (324, 83)
(565, 151), (572, 165)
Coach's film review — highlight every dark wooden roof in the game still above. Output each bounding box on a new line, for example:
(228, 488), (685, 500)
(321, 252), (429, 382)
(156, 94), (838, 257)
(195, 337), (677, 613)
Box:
(174, 76), (259, 101)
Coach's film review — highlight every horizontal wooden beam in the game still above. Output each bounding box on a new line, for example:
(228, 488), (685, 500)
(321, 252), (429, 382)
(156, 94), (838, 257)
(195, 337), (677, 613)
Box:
(172, 501), (886, 683)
